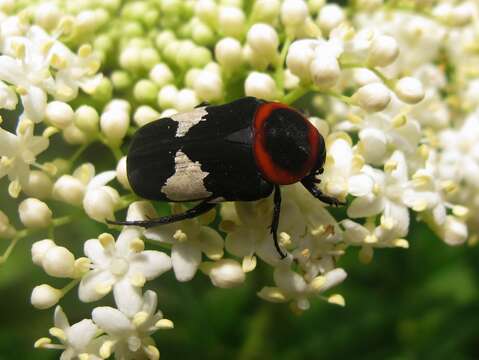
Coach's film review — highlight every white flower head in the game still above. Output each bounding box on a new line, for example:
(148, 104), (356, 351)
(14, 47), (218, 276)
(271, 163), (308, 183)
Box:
(34, 306), (101, 360)
(92, 290), (171, 360)
(80, 215), (171, 316)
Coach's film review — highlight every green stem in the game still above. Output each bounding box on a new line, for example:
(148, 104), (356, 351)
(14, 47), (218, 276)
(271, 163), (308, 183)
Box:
(0, 236), (20, 264)
(61, 279), (80, 296)
(69, 143), (89, 164)
(282, 87), (309, 105)
(238, 305), (271, 360)
(275, 36), (292, 93)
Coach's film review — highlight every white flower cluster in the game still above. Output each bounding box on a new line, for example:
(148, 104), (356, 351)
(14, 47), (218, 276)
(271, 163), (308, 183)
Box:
(0, 0), (477, 358)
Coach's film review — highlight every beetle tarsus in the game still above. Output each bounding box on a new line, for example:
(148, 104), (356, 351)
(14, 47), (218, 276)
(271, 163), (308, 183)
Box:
(271, 185), (287, 259)
(301, 178), (345, 207)
(106, 201), (216, 228)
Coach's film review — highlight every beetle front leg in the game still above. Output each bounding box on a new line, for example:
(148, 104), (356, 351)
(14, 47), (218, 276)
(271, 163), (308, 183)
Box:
(271, 185), (287, 259)
(301, 177), (345, 206)
(106, 200), (216, 228)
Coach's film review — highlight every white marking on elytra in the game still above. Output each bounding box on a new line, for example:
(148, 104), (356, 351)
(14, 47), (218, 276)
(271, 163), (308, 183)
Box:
(161, 149), (212, 201)
(171, 107), (208, 137)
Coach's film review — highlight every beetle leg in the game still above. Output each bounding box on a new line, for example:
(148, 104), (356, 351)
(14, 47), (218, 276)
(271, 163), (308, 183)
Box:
(106, 201), (216, 228)
(270, 185), (287, 259)
(301, 178), (345, 206)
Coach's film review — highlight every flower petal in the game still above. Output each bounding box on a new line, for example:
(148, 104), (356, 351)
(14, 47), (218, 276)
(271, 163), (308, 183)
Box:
(225, 227), (256, 257)
(129, 250), (172, 280)
(348, 173), (374, 197)
(54, 306), (70, 330)
(92, 306), (133, 336)
(347, 194), (385, 218)
(78, 269), (114, 303)
(21, 85), (47, 123)
(198, 226), (224, 260)
(113, 277), (143, 317)
(116, 227), (142, 255)
(84, 239), (110, 266)
(86, 171), (116, 191)
(171, 242), (201, 282)
(66, 319), (98, 351)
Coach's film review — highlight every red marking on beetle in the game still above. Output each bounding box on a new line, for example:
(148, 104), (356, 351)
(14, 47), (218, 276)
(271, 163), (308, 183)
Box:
(253, 102), (320, 185)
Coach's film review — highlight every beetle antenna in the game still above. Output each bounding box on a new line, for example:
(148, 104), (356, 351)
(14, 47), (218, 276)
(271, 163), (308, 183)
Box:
(106, 201), (216, 228)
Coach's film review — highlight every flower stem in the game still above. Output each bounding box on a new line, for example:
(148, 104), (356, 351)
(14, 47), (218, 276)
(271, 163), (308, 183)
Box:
(282, 87), (309, 105)
(0, 236), (20, 264)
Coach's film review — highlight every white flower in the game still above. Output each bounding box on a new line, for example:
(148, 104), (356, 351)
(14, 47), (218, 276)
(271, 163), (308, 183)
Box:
(82, 170), (119, 222)
(258, 265), (347, 310)
(246, 23), (279, 62)
(201, 259), (245, 288)
(145, 204), (223, 282)
(353, 82), (391, 112)
(35, 306), (101, 360)
(92, 290), (170, 360)
(244, 72), (277, 100)
(215, 37), (243, 70)
(80, 216), (171, 316)
(395, 77), (425, 104)
(321, 135), (373, 199)
(0, 119), (48, 194)
(347, 151), (410, 238)
(31, 284), (62, 309)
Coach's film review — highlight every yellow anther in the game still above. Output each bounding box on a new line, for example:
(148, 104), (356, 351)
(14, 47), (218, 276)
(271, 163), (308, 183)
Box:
(99, 340), (115, 359)
(380, 215), (395, 230)
(364, 234), (378, 244)
(347, 112), (363, 124)
(132, 311), (149, 327)
(418, 144), (430, 159)
(173, 229), (187, 242)
(130, 238), (145, 252)
(43, 126), (59, 138)
(13, 42), (25, 58)
(51, 53), (67, 69)
(242, 255), (257, 273)
(78, 44), (93, 58)
(73, 257), (91, 277)
(98, 233), (115, 247)
(155, 318), (174, 329)
(95, 282), (112, 295)
(279, 232), (292, 247)
(392, 114), (407, 128)
(328, 294), (345, 306)
(441, 180), (458, 194)
(145, 345), (160, 360)
(49, 327), (66, 341)
(392, 238), (409, 248)
(384, 159), (398, 173)
(300, 248), (311, 258)
(34, 337), (52, 348)
(372, 183), (381, 196)
(412, 200), (428, 212)
(452, 205), (469, 218)
(130, 273), (146, 287)
(351, 155), (365, 172)
(310, 275), (326, 292)
(311, 225), (325, 237)
(16, 86), (28, 96)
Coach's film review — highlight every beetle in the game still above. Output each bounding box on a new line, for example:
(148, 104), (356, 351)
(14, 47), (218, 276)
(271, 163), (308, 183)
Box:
(108, 96), (343, 258)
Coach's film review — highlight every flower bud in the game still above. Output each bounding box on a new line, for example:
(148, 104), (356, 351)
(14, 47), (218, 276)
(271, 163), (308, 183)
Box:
(119, 46), (142, 71)
(443, 216), (467, 246)
(100, 108), (130, 144)
(133, 79), (158, 104)
(116, 157), (131, 190)
(175, 89), (199, 112)
(218, 6), (245, 38)
(111, 70), (132, 91)
(19, 198), (52, 229)
(353, 83), (391, 112)
(83, 186), (119, 222)
(310, 55), (340, 88)
(63, 125), (89, 145)
(31, 284), (62, 309)
(395, 77), (425, 104)
(247, 23), (279, 61)
(192, 20), (215, 46)
(286, 40), (317, 82)
(245, 72), (277, 100)
(156, 30), (176, 51)
(53, 175), (85, 206)
(195, 0), (218, 26)
(134, 105), (161, 127)
(31, 239), (56, 266)
(34, 2), (61, 30)
(317, 4), (344, 34)
(23, 170), (53, 199)
(281, 0), (309, 28)
(368, 35), (399, 68)
(45, 101), (75, 129)
(194, 70), (223, 102)
(157, 85), (178, 109)
(42, 246), (75, 278)
(149, 63), (174, 87)
(140, 47), (160, 70)
(353, 68), (380, 86)
(251, 0), (281, 23)
(75, 105), (99, 134)
(215, 37), (243, 70)
(203, 259), (245, 288)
